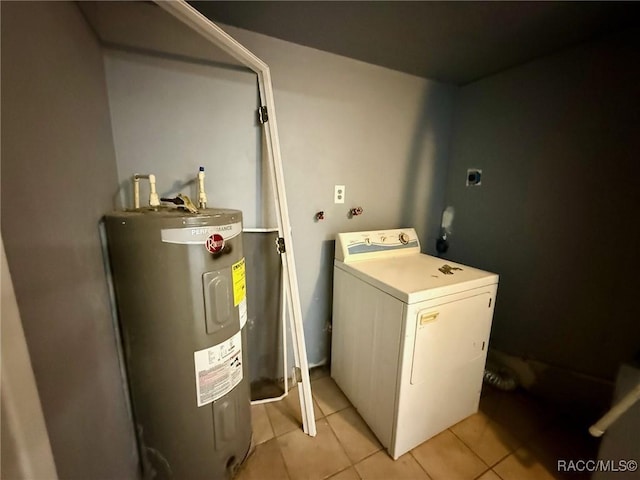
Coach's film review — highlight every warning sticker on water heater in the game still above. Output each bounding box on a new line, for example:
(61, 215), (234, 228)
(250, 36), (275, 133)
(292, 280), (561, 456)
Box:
(193, 331), (242, 407)
(232, 258), (246, 306)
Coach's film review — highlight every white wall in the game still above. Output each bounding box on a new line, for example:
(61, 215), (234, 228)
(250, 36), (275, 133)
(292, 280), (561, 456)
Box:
(1, 2), (138, 478)
(105, 24), (457, 365)
(444, 29), (640, 386)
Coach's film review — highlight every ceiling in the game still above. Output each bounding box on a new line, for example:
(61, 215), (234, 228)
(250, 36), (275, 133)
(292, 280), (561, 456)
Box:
(189, 1), (640, 85)
(78, 2), (246, 67)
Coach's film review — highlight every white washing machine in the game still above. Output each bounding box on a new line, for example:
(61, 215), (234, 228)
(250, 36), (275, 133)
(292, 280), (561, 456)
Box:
(331, 228), (498, 459)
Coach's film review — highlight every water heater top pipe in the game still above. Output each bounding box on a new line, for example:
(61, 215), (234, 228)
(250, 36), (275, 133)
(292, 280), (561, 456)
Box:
(133, 173), (160, 209)
(133, 175), (141, 209)
(197, 167), (207, 209)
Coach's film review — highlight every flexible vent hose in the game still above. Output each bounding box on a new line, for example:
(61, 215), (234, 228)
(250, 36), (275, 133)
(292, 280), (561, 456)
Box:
(483, 365), (518, 391)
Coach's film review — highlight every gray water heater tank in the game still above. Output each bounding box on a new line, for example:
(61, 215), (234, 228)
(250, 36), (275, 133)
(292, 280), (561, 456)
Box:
(105, 208), (252, 480)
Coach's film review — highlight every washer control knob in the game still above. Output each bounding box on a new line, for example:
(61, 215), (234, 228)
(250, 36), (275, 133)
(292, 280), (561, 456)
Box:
(399, 232), (409, 245)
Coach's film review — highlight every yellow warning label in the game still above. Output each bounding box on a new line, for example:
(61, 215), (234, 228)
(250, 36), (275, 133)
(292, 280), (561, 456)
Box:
(232, 258), (246, 306)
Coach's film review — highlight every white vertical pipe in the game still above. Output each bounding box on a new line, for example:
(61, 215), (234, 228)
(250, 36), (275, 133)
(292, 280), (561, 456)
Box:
(134, 174), (160, 208)
(197, 167), (207, 209)
(133, 175), (141, 209)
(148, 174), (160, 207)
(589, 383), (640, 437)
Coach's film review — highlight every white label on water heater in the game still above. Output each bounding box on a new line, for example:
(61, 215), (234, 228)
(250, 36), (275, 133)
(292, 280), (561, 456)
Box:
(193, 330), (243, 407)
(161, 222), (242, 244)
(239, 297), (247, 329)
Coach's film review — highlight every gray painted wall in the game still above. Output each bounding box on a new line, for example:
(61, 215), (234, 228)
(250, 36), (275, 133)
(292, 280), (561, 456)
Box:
(593, 361), (640, 480)
(103, 49), (268, 224)
(104, 24), (457, 366)
(444, 29), (640, 383)
(1, 3), (138, 479)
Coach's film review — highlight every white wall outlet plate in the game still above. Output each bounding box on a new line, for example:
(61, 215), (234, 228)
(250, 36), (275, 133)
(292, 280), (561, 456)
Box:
(334, 185), (345, 203)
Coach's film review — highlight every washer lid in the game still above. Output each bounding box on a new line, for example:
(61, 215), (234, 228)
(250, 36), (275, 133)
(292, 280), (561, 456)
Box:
(335, 253), (499, 304)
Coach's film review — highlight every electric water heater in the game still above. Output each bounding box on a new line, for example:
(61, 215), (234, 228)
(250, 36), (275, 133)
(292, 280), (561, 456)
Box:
(105, 208), (251, 480)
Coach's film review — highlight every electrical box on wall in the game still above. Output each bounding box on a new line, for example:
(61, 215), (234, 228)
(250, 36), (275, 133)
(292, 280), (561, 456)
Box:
(466, 169), (482, 187)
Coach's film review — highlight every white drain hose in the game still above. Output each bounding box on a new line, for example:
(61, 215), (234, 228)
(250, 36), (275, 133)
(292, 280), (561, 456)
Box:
(589, 382), (640, 437)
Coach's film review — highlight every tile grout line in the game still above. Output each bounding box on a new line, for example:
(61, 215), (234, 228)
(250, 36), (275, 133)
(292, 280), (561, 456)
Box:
(312, 375), (392, 479)
(312, 376), (352, 419)
(316, 380), (384, 467)
(322, 406), (385, 479)
(262, 386), (319, 480)
(492, 468), (507, 480)
(322, 465), (357, 480)
(408, 449), (434, 479)
(352, 447), (383, 468)
(322, 409), (358, 478)
(485, 416), (525, 465)
(310, 381), (360, 480)
(471, 466), (493, 480)
(265, 400), (295, 440)
(447, 425), (502, 469)
(261, 401), (277, 444)
(252, 401), (293, 479)
(274, 434), (295, 480)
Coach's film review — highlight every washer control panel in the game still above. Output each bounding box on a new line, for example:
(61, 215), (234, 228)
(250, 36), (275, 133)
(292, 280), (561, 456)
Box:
(335, 228), (420, 263)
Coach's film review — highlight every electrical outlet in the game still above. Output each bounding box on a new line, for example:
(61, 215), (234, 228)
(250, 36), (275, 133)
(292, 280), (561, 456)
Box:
(334, 185), (345, 203)
(466, 169), (482, 186)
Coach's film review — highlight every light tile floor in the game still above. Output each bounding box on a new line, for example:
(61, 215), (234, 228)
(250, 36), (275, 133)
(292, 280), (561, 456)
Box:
(237, 368), (599, 480)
